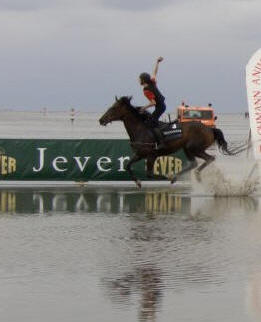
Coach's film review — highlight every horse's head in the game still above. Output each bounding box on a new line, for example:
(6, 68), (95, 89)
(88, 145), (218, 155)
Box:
(99, 96), (132, 126)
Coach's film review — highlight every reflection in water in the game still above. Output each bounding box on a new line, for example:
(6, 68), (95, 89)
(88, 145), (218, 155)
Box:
(246, 209), (261, 322)
(105, 265), (162, 322)
(247, 272), (261, 322)
(0, 188), (257, 218)
(0, 187), (260, 322)
(190, 196), (258, 218)
(0, 188), (192, 215)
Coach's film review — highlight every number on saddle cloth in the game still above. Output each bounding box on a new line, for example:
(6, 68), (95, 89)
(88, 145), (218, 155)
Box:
(160, 122), (182, 140)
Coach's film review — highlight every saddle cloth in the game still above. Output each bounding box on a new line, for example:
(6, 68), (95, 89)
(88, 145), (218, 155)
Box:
(158, 122), (182, 139)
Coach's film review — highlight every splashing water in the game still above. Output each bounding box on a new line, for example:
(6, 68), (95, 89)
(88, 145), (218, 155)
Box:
(191, 159), (260, 197)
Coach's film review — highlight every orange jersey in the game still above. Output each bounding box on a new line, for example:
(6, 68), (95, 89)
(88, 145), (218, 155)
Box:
(143, 78), (156, 101)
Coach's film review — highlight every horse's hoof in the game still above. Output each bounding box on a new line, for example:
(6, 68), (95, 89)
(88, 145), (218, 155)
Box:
(194, 170), (201, 182)
(136, 180), (142, 189)
(170, 176), (177, 184)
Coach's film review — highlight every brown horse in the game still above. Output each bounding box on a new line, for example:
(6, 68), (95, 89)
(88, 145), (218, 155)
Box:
(99, 96), (241, 188)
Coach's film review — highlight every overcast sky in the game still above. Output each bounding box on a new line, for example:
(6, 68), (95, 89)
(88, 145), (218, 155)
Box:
(0, 0), (260, 112)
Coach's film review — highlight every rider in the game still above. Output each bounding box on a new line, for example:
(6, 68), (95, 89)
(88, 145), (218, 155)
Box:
(139, 57), (167, 149)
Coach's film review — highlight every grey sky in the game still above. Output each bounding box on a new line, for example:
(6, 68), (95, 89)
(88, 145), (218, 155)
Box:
(99, 0), (175, 11)
(0, 0), (260, 112)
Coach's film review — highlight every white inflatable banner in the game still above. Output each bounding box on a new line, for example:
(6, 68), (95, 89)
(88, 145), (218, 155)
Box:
(246, 48), (261, 159)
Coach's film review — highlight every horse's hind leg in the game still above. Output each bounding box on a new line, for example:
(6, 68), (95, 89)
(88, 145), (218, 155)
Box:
(170, 149), (197, 184)
(126, 154), (143, 188)
(194, 151), (215, 182)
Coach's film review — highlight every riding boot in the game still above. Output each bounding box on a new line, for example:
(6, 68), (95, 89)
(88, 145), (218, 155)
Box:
(152, 128), (166, 150)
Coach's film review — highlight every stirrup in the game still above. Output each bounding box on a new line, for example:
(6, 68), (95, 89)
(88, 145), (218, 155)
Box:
(156, 142), (166, 150)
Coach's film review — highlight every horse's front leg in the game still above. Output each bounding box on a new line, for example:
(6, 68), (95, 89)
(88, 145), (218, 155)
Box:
(126, 154), (143, 188)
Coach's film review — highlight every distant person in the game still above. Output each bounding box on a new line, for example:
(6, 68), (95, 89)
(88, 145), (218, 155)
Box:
(70, 108), (75, 125)
(245, 111), (249, 118)
(139, 57), (167, 148)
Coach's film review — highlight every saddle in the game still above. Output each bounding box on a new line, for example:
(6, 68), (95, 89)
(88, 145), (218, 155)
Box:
(145, 119), (182, 143)
(137, 108), (182, 147)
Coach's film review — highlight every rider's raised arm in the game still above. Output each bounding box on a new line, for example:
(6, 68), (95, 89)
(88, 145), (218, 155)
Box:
(152, 57), (163, 80)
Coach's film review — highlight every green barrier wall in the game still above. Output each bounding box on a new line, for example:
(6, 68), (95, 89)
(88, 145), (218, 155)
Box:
(0, 139), (188, 181)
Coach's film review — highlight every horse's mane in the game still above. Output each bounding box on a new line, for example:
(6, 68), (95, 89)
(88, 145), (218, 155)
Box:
(117, 96), (152, 123)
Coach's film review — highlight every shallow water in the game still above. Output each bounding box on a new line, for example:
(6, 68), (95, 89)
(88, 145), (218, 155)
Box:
(0, 187), (261, 322)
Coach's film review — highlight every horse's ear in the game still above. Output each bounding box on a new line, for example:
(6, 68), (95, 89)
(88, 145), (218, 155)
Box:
(115, 96), (118, 102)
(128, 96), (132, 102)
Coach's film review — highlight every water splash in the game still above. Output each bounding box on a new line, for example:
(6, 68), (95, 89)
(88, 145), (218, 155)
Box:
(191, 160), (260, 197)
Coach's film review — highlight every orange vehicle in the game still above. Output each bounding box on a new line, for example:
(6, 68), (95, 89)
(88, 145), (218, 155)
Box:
(176, 102), (217, 128)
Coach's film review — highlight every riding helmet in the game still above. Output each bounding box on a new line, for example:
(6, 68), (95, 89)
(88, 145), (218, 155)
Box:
(139, 72), (151, 84)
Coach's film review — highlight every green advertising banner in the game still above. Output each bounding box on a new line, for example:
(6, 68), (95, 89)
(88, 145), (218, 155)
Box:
(0, 139), (188, 181)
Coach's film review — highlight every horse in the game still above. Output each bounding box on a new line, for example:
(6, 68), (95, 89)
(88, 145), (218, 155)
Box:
(99, 96), (245, 188)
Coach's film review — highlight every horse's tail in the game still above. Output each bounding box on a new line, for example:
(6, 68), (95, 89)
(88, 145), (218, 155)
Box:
(212, 128), (250, 155)
(212, 128), (229, 153)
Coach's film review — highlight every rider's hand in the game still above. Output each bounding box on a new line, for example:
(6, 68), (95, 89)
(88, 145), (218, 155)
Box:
(157, 57), (163, 63)
(140, 107), (147, 113)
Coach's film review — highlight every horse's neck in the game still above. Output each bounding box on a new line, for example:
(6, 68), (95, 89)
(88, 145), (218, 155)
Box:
(123, 112), (149, 141)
